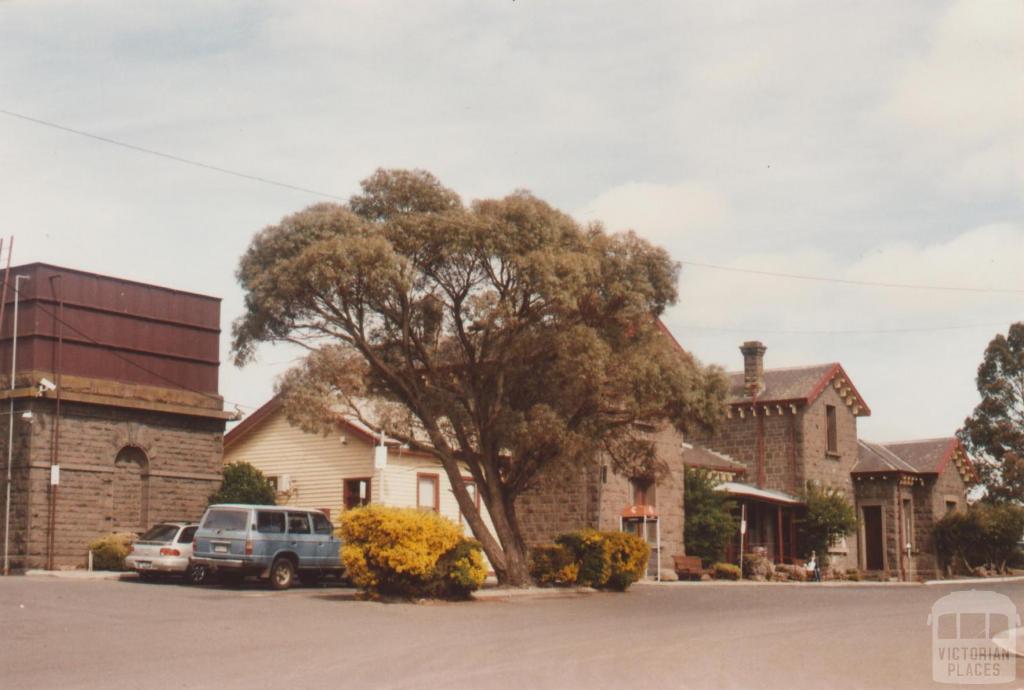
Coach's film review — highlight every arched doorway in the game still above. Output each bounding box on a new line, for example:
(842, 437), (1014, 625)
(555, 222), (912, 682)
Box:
(113, 446), (149, 532)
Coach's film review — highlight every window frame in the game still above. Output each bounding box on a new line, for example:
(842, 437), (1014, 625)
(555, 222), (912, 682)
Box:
(825, 404), (838, 455)
(417, 472), (440, 513)
(343, 477), (373, 510)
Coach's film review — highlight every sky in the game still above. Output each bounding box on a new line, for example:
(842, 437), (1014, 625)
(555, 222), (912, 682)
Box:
(1, 1), (1021, 442)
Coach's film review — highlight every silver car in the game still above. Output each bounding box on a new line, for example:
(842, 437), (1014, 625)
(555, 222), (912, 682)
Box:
(125, 522), (204, 583)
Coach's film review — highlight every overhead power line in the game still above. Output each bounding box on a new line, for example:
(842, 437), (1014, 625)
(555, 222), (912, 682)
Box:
(0, 108), (347, 202)
(681, 261), (1024, 295)
(675, 321), (1016, 336)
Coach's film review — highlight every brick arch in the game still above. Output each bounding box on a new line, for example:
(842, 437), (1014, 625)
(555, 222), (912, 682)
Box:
(112, 445), (150, 532)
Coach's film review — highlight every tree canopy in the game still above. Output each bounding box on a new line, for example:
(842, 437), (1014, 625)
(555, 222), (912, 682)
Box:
(961, 322), (1024, 503)
(232, 168), (727, 584)
(209, 461), (277, 506)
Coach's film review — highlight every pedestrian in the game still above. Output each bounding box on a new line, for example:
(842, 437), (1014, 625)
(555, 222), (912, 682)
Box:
(806, 551), (822, 582)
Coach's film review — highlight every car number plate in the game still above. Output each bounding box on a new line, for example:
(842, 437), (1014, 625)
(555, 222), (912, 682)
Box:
(213, 545), (228, 553)
(137, 561), (152, 569)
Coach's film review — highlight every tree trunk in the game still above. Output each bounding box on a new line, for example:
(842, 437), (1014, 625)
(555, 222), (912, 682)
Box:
(428, 450), (534, 586)
(485, 494), (532, 586)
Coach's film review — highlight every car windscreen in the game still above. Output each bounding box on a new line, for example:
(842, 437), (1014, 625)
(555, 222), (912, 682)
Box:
(201, 509), (249, 531)
(138, 524), (180, 543)
(177, 526), (198, 543)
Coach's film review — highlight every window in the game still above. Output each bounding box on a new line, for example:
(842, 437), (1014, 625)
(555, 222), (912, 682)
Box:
(266, 476), (279, 492)
(178, 526), (198, 543)
(459, 478), (480, 525)
(902, 498), (914, 550)
(257, 511), (286, 534)
(825, 405), (838, 454)
(417, 473), (439, 512)
(629, 478), (656, 507)
(287, 512), (311, 534)
(312, 513), (334, 535)
(201, 509), (248, 531)
(138, 524), (179, 543)
(343, 478), (372, 510)
(945, 500), (958, 514)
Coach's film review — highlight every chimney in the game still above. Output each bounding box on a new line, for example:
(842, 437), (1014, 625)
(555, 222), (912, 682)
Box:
(740, 341), (766, 395)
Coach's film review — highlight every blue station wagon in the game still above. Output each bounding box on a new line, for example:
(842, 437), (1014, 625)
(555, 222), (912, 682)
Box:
(192, 504), (343, 590)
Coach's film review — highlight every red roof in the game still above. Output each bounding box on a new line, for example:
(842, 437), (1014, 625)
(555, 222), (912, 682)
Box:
(727, 362), (871, 415)
(853, 437), (975, 481)
(224, 395), (435, 458)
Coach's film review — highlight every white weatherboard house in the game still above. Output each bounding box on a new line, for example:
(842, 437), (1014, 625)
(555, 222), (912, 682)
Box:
(222, 396), (493, 536)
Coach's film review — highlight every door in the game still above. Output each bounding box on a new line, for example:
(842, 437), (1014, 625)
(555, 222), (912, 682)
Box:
(862, 505), (885, 571)
(285, 511), (317, 568)
(311, 512), (340, 568)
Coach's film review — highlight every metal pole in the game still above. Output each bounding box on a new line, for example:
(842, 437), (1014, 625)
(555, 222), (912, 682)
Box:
(738, 502), (747, 580)
(47, 274), (63, 570)
(3, 274), (28, 575)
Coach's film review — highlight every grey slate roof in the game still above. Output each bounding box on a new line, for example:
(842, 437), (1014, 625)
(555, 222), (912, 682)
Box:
(682, 443), (747, 474)
(882, 438), (958, 474)
(727, 363), (837, 404)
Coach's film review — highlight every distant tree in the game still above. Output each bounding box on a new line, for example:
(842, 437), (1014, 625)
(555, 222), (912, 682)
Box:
(683, 468), (737, 566)
(209, 462), (276, 506)
(961, 322), (1024, 503)
(934, 503), (1024, 574)
(231, 168), (728, 585)
(797, 483), (856, 566)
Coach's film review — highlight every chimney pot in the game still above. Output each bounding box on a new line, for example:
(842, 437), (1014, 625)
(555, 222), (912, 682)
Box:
(740, 341), (766, 395)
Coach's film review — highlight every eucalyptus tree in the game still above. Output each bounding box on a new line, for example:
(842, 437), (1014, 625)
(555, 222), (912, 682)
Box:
(232, 169), (726, 585)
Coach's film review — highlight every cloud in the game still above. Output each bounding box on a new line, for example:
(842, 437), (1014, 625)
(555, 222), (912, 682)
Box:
(664, 222), (1024, 441)
(574, 180), (733, 246)
(876, 0), (1024, 195)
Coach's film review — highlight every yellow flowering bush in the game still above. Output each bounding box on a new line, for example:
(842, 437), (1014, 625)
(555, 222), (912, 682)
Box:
(602, 531), (650, 591)
(89, 532), (135, 571)
(554, 529), (650, 591)
(528, 544), (580, 586)
(339, 505), (485, 598)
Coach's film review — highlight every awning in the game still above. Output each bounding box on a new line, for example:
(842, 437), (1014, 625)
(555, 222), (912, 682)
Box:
(715, 482), (803, 506)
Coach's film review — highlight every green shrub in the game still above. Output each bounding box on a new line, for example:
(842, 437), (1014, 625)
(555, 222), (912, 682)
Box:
(554, 530), (650, 591)
(684, 467), (738, 566)
(556, 530), (612, 587)
(935, 502), (1024, 574)
(339, 505), (485, 598)
(89, 533), (135, 571)
(529, 544), (580, 586)
(797, 482), (856, 567)
(712, 562), (741, 580)
(603, 532), (650, 591)
(208, 461), (276, 506)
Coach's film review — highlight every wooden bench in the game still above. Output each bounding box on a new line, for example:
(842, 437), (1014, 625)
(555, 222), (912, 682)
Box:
(673, 555), (706, 580)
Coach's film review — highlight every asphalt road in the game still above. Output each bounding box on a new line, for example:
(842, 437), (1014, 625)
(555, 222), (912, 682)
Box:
(3, 576), (1024, 690)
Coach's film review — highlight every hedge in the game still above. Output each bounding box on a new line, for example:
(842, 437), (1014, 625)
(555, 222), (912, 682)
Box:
(528, 544), (579, 586)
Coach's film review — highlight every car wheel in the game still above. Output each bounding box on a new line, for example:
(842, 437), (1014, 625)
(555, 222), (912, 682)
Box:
(270, 558), (296, 591)
(186, 563), (208, 585)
